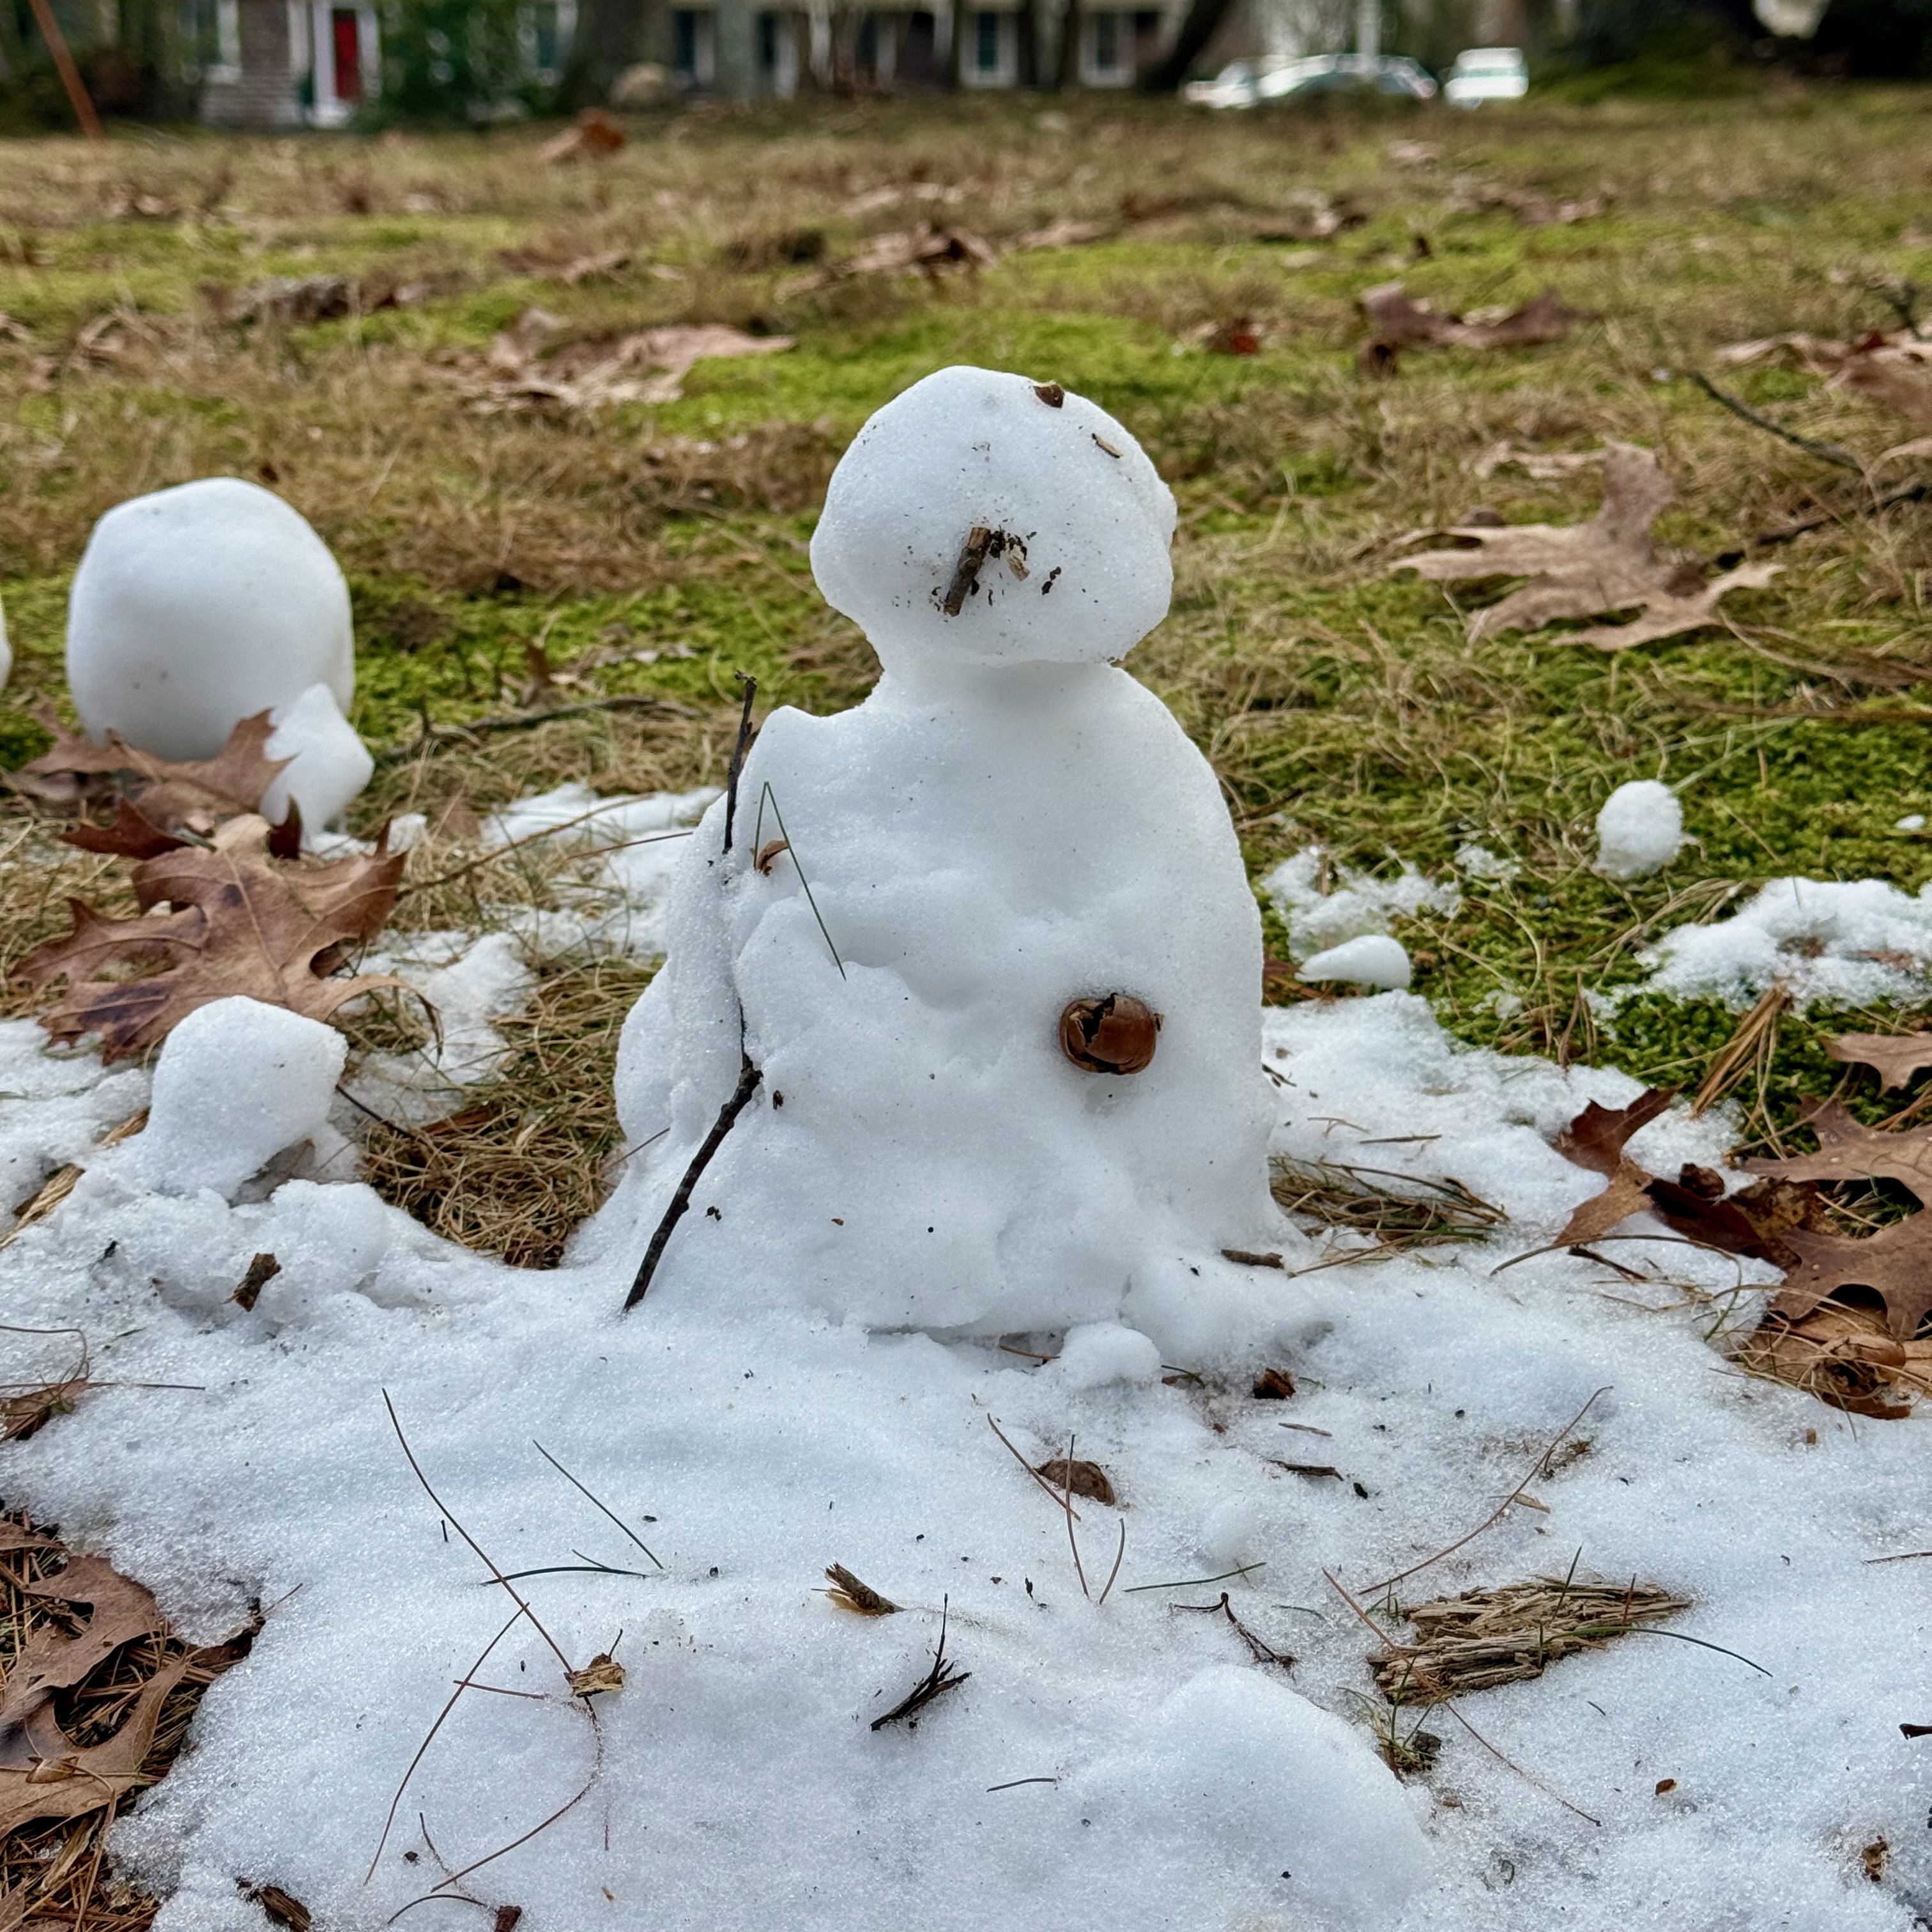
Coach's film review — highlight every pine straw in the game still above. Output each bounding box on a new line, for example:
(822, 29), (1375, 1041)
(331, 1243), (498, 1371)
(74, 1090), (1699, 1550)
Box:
(0, 1519), (254, 1931)
(355, 954), (653, 1269)
(1371, 1575), (1690, 1703)
(1268, 1156), (1505, 1261)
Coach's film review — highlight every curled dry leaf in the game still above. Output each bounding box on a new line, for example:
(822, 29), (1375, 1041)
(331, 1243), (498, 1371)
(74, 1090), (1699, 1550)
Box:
(1554, 1087), (1675, 1176)
(566, 1653), (625, 1698)
(1360, 283), (1589, 364)
(238, 1882), (312, 1931)
(1735, 1299), (1929, 1419)
(1827, 1031), (1932, 1091)
(824, 1565), (899, 1616)
(16, 813), (406, 1060)
(1392, 443), (1780, 649)
(10, 707), (290, 836)
(1036, 1457), (1117, 1505)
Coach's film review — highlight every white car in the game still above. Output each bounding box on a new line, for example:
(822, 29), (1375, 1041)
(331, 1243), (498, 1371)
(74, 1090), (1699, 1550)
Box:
(1184, 52), (1438, 109)
(1444, 45), (1527, 105)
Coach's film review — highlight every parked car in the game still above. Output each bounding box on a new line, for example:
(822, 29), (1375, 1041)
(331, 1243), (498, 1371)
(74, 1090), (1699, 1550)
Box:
(1443, 45), (1528, 105)
(1184, 52), (1438, 109)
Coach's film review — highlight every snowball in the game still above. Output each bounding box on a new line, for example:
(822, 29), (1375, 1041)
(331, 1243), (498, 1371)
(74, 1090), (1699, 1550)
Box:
(1595, 779), (1683, 880)
(1198, 1494), (1262, 1567)
(1299, 933), (1412, 990)
(1070, 1667), (1429, 1929)
(1054, 1321), (1163, 1389)
(115, 997), (346, 1199)
(261, 683), (374, 838)
(67, 477), (355, 763)
(1897, 813), (1926, 832)
(809, 365), (1177, 673)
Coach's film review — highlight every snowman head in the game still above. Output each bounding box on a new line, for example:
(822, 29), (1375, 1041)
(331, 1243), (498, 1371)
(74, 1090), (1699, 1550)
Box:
(809, 365), (1177, 673)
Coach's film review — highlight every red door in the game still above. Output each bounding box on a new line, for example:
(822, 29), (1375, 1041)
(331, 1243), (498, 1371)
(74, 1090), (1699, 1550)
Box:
(331, 9), (362, 102)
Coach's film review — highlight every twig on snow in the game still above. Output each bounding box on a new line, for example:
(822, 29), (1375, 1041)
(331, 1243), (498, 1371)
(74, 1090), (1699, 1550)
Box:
(623, 1051), (763, 1310)
(870, 1597), (970, 1731)
(532, 1439), (663, 1569)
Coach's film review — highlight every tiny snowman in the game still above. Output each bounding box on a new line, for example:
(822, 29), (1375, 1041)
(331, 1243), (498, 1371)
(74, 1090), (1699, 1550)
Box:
(66, 477), (372, 837)
(601, 367), (1282, 1356)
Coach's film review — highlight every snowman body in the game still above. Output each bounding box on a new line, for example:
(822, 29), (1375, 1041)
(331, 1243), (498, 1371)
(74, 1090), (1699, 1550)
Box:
(599, 367), (1280, 1347)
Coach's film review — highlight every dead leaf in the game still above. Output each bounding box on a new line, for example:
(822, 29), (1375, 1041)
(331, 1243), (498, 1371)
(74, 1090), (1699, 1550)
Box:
(1250, 1367), (1296, 1399)
(238, 1882), (312, 1931)
(1360, 283), (1589, 360)
(1036, 1457), (1117, 1505)
(538, 108), (626, 164)
(17, 814), (405, 1060)
(845, 226), (997, 278)
(232, 1252), (281, 1311)
(1736, 1299), (1928, 1418)
(461, 320), (792, 412)
(1828, 1032), (1932, 1091)
(1742, 1101), (1932, 1206)
(11, 708), (291, 844)
(566, 1653), (625, 1697)
(1769, 1216), (1932, 1343)
(497, 241), (631, 284)
(0, 1551), (168, 1730)
(1834, 345), (1932, 431)
(1554, 1156), (1655, 1247)
(1392, 443), (1780, 648)
(1554, 1087), (1676, 1176)
(824, 1565), (899, 1616)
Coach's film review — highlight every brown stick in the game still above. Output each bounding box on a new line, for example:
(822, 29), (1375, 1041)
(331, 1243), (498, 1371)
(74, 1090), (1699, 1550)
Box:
(623, 1051), (762, 1310)
(941, 526), (994, 616)
(23, 0), (103, 139)
(721, 673), (758, 854)
(1687, 371), (1864, 473)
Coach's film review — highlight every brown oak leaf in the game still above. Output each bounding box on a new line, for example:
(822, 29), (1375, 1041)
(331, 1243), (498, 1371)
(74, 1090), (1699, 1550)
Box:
(11, 709), (289, 831)
(16, 814), (404, 1059)
(1392, 443), (1779, 649)
(0, 1521), (255, 1841)
(1742, 1102), (1932, 1208)
(1827, 1032), (1932, 1092)
(1770, 1216), (1932, 1342)
(1359, 283), (1588, 359)
(1554, 1087), (1676, 1176)
(1553, 1157), (1655, 1247)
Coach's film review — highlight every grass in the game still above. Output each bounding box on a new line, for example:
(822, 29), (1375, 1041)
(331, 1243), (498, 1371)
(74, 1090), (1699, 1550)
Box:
(1, 83), (1930, 1232)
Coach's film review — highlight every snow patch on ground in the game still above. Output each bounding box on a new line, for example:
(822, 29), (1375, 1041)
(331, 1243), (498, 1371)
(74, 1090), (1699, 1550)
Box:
(1, 992), (1926, 1931)
(484, 782), (718, 959)
(1635, 876), (1932, 1009)
(1262, 848), (1460, 958)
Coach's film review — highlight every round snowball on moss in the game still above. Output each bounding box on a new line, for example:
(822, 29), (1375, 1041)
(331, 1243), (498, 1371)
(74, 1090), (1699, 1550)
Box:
(68, 477), (355, 763)
(1595, 780), (1683, 880)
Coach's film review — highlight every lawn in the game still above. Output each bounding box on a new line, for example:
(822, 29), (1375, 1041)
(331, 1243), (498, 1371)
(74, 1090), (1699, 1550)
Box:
(2, 81), (1931, 1931)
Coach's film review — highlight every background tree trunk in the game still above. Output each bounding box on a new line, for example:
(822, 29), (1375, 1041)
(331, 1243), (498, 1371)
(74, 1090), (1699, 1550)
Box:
(1054, 0), (1081, 86)
(1138, 0), (1229, 89)
(560, 0), (664, 107)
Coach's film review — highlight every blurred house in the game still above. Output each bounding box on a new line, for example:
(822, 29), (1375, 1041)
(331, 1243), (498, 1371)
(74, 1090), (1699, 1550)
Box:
(191, 0), (382, 125)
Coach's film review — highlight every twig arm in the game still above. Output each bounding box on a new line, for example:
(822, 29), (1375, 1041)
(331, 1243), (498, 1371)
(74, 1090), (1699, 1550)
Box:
(624, 1052), (763, 1310)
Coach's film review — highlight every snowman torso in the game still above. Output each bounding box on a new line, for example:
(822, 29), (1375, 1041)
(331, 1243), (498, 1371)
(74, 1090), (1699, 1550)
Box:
(604, 660), (1276, 1335)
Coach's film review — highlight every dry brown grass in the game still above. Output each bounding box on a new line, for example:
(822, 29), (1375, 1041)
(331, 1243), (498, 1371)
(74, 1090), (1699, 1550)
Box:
(353, 953), (652, 1266)
(1371, 1574), (1692, 1702)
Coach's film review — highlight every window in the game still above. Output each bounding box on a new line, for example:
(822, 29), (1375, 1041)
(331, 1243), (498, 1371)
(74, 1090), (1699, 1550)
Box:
(1083, 8), (1130, 83)
(1091, 10), (1118, 70)
(973, 10), (1000, 73)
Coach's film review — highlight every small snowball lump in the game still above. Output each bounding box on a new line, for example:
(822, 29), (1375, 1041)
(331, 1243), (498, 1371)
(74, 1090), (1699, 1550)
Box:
(1300, 933), (1411, 990)
(1595, 779), (1683, 880)
(1071, 1666), (1429, 1929)
(113, 997), (346, 1200)
(264, 682), (376, 836)
(68, 477), (356, 763)
(809, 365), (1177, 671)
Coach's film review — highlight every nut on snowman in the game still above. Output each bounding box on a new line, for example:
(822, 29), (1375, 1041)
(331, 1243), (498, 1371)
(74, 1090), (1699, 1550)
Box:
(1060, 993), (1162, 1075)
